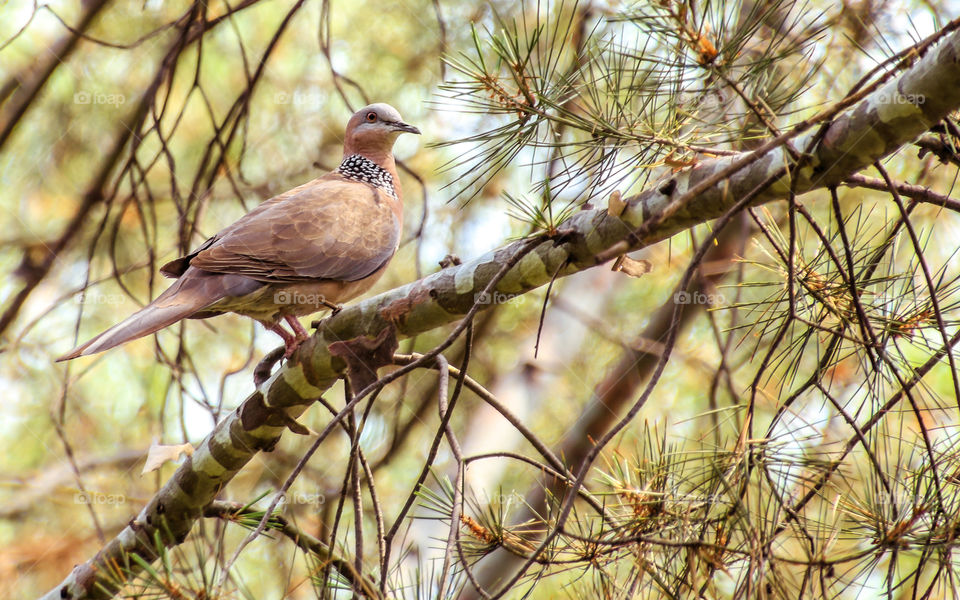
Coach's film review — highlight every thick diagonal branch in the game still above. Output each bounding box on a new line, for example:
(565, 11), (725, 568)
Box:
(43, 28), (960, 600)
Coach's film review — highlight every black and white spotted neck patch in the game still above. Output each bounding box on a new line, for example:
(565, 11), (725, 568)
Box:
(336, 154), (397, 200)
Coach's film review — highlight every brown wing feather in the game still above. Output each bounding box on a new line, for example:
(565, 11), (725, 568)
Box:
(177, 175), (400, 284)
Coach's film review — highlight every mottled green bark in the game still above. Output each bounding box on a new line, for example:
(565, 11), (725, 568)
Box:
(44, 28), (960, 600)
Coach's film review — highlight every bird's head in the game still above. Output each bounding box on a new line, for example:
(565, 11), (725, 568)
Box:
(343, 103), (420, 162)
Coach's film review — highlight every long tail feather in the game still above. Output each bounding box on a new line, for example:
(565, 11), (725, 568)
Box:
(56, 270), (239, 361)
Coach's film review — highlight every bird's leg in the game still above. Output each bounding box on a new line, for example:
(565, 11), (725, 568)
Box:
(264, 320), (304, 359)
(284, 315), (311, 341)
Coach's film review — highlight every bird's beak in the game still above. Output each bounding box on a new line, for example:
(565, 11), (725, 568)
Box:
(392, 121), (421, 135)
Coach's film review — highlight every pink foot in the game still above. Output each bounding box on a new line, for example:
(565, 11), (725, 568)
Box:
(285, 315), (311, 340)
(265, 318), (309, 358)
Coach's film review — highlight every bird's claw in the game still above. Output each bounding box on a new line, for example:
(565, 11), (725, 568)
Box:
(321, 300), (343, 314)
(283, 340), (303, 359)
(311, 303), (344, 330)
(264, 317), (310, 361)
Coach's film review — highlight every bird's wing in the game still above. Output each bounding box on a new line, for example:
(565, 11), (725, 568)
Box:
(159, 178), (326, 278)
(175, 175), (401, 284)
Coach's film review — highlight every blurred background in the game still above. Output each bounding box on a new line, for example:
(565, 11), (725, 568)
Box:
(2, 0), (960, 597)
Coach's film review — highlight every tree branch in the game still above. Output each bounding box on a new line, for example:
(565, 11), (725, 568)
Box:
(44, 27), (960, 600)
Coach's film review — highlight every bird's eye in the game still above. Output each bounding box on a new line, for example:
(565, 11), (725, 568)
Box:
(365, 112), (377, 122)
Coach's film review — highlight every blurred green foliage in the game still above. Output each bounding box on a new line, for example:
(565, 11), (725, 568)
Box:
(2, 0), (960, 598)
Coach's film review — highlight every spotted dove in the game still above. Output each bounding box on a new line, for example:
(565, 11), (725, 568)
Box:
(58, 103), (419, 361)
